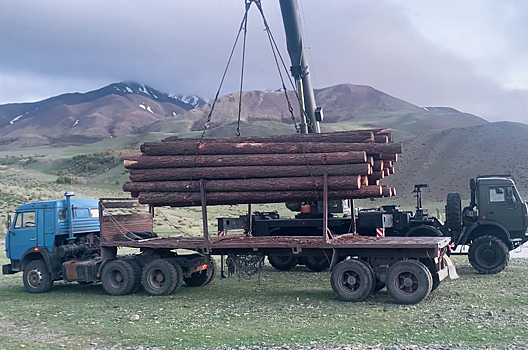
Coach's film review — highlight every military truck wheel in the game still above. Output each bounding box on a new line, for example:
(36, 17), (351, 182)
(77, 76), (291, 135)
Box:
(184, 256), (215, 287)
(331, 259), (374, 302)
(127, 259), (143, 293)
(468, 235), (509, 274)
(23, 260), (53, 293)
(386, 260), (432, 304)
(142, 259), (182, 295)
(268, 255), (297, 271)
(446, 192), (462, 232)
(101, 260), (137, 296)
(302, 256), (330, 272)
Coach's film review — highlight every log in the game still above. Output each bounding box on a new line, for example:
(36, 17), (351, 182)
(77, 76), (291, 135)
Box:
(129, 163), (372, 182)
(373, 135), (388, 143)
(391, 188), (397, 196)
(373, 153), (398, 161)
(123, 175), (362, 193)
(382, 186), (392, 197)
(368, 172), (384, 182)
(124, 151), (367, 169)
(140, 141), (402, 156)
(137, 186), (384, 207)
(162, 130), (375, 144)
(389, 166), (395, 175)
(373, 160), (384, 172)
(367, 156), (374, 166)
(361, 176), (369, 187)
(383, 168), (390, 177)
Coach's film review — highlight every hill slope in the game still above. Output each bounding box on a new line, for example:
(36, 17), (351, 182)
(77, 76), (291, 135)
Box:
(0, 82), (206, 147)
(144, 84), (487, 139)
(382, 122), (528, 201)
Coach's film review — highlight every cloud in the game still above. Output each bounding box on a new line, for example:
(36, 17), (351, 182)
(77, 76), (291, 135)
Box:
(0, 0), (527, 123)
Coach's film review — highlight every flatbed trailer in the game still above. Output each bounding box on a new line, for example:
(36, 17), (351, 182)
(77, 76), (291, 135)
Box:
(98, 195), (456, 305)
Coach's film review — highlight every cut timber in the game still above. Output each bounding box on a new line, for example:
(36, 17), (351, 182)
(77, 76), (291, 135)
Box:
(123, 175), (362, 193)
(368, 172), (385, 182)
(361, 176), (369, 187)
(129, 163), (372, 182)
(137, 186), (384, 207)
(382, 187), (392, 197)
(373, 160), (384, 172)
(162, 130), (375, 144)
(373, 135), (388, 143)
(124, 151), (367, 169)
(373, 153), (398, 161)
(140, 141), (402, 156)
(391, 188), (397, 196)
(383, 168), (390, 176)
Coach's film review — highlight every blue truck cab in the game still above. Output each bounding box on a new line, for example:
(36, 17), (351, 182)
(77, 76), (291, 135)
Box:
(2, 192), (100, 292)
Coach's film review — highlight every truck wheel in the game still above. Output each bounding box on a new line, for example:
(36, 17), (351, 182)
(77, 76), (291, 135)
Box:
(142, 259), (182, 296)
(101, 260), (137, 296)
(127, 260), (143, 293)
(23, 260), (53, 293)
(205, 257), (216, 285)
(360, 258), (385, 294)
(302, 256), (330, 272)
(184, 256), (215, 287)
(331, 259), (374, 302)
(268, 255), (297, 271)
(386, 260), (432, 304)
(468, 235), (509, 274)
(446, 192), (462, 232)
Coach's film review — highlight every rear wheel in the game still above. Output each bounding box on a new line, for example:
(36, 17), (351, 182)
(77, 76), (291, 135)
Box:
(468, 235), (509, 274)
(142, 259), (182, 296)
(23, 260), (53, 293)
(446, 192), (462, 232)
(331, 259), (374, 302)
(184, 256), (215, 287)
(268, 255), (297, 271)
(386, 260), (432, 304)
(302, 256), (330, 272)
(101, 260), (136, 296)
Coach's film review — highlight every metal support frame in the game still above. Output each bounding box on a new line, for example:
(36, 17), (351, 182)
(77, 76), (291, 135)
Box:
(323, 172), (330, 242)
(247, 203), (253, 236)
(200, 179), (211, 245)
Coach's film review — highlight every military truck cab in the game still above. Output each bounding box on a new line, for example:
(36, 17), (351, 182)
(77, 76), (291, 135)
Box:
(2, 192), (100, 292)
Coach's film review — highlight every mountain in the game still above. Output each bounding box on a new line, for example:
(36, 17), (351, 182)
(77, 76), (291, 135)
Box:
(382, 121), (528, 201)
(0, 82), (206, 146)
(144, 84), (487, 139)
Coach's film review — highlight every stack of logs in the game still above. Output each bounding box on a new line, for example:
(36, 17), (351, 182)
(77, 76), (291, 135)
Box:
(122, 129), (401, 207)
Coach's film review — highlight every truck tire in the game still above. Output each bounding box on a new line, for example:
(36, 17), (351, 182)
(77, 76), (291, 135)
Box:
(302, 256), (330, 272)
(184, 256), (215, 287)
(101, 260), (137, 296)
(386, 260), (432, 304)
(23, 260), (53, 293)
(127, 259), (143, 293)
(361, 258), (385, 294)
(445, 192), (462, 232)
(205, 257), (216, 285)
(468, 235), (509, 274)
(331, 259), (374, 302)
(268, 255), (297, 271)
(142, 259), (182, 296)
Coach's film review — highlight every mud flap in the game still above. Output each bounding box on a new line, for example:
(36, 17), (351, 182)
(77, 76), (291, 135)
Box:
(444, 255), (459, 279)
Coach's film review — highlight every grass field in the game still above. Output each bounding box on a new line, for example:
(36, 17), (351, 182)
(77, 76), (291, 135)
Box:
(1, 255), (528, 350)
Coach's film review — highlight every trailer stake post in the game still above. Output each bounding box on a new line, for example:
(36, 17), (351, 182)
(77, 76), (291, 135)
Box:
(323, 172), (330, 242)
(200, 179), (210, 243)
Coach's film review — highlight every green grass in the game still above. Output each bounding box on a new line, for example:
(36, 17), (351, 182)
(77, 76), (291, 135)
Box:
(1, 255), (528, 350)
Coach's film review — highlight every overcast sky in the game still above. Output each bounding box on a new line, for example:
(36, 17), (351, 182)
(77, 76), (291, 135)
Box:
(1, 0), (527, 122)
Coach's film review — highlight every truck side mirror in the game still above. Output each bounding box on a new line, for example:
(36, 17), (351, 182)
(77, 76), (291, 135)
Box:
(6, 214), (11, 230)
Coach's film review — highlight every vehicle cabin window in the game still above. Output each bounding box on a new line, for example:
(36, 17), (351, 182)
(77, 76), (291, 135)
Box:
(14, 212), (36, 229)
(58, 209), (67, 220)
(489, 188), (505, 203)
(74, 208), (90, 219)
(90, 209), (99, 218)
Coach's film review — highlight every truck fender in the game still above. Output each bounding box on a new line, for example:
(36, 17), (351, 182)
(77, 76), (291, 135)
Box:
(405, 225), (443, 237)
(457, 221), (512, 248)
(20, 247), (54, 273)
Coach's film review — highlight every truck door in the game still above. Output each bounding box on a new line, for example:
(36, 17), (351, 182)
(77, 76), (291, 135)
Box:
(8, 211), (37, 260)
(485, 187), (524, 233)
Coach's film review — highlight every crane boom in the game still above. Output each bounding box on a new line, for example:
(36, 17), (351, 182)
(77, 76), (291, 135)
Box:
(278, 0), (321, 134)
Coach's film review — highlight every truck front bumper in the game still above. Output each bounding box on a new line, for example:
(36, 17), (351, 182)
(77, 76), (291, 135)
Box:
(2, 264), (16, 275)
